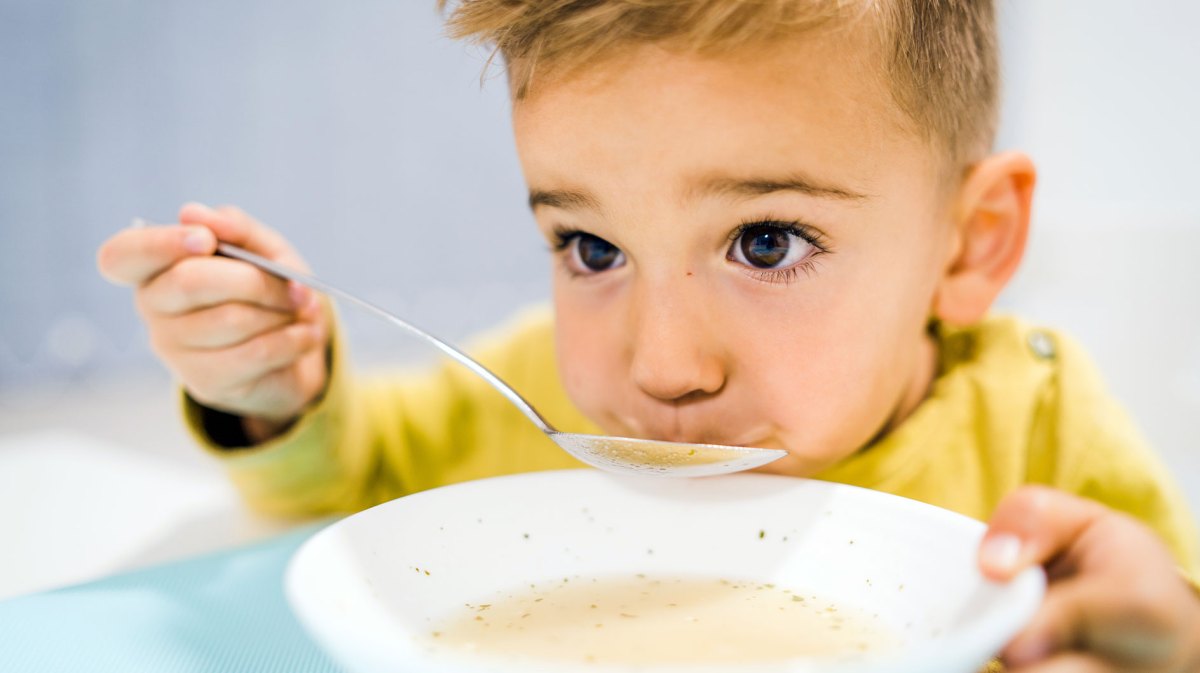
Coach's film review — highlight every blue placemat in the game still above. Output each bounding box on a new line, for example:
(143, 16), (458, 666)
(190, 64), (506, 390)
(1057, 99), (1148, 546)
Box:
(0, 524), (344, 673)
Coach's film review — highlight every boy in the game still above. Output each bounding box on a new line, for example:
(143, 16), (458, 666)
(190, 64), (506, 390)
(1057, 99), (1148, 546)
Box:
(99, 0), (1200, 669)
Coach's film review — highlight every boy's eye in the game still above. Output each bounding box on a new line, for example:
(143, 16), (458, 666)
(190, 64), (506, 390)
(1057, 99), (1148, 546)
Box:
(569, 233), (626, 273)
(730, 225), (815, 269)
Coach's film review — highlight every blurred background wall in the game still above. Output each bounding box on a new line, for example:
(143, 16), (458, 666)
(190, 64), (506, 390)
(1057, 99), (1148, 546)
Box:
(0, 0), (546, 384)
(1, 1), (1197, 505)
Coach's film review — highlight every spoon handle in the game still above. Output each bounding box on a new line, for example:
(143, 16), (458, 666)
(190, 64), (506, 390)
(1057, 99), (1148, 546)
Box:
(216, 242), (556, 434)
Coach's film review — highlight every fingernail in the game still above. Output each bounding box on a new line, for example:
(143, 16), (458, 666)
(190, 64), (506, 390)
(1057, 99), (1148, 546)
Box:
(980, 533), (1022, 573)
(303, 293), (321, 316)
(289, 283), (312, 308)
(296, 296), (320, 321)
(1005, 636), (1052, 666)
(183, 229), (211, 254)
(309, 321), (326, 343)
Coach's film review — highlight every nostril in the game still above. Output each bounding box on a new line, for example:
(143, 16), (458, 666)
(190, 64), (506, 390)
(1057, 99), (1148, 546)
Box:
(630, 355), (725, 402)
(677, 387), (721, 403)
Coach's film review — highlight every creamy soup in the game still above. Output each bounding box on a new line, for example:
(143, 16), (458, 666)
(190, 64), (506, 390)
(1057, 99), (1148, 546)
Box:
(588, 438), (748, 468)
(428, 574), (898, 665)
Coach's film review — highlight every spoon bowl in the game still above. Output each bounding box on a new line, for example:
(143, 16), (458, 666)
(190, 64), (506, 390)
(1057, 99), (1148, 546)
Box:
(550, 433), (785, 477)
(211, 240), (786, 477)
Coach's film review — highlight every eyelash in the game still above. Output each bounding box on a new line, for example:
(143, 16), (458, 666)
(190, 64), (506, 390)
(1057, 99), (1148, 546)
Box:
(549, 226), (584, 252)
(548, 219), (833, 284)
(727, 218), (831, 285)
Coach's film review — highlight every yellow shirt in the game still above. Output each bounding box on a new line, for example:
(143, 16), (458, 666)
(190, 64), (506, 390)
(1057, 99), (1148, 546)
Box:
(185, 306), (1199, 575)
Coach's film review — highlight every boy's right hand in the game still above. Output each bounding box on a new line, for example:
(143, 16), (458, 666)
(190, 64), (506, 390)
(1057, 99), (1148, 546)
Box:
(97, 202), (329, 443)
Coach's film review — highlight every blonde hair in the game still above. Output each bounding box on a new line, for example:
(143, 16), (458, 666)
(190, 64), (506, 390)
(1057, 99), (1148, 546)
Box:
(438, 0), (998, 167)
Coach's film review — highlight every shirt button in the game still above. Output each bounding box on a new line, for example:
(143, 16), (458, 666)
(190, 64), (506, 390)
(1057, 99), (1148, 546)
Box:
(1027, 330), (1056, 360)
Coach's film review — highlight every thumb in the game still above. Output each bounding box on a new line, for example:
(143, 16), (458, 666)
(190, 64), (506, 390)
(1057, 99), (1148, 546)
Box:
(178, 202), (303, 267)
(97, 223), (217, 286)
(978, 486), (1105, 581)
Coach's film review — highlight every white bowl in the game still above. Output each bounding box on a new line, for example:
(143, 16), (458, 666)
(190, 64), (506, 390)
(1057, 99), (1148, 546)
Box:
(286, 469), (1043, 673)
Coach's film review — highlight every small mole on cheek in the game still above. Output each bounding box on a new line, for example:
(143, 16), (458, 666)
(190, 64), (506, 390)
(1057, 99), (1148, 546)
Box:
(686, 271), (693, 277)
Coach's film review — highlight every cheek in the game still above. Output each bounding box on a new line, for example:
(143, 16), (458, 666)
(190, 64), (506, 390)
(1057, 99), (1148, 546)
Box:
(727, 243), (937, 454)
(552, 285), (624, 420)
(737, 310), (917, 465)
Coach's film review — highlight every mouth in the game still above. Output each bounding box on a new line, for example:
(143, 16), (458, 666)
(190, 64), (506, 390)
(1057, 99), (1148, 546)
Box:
(616, 419), (780, 451)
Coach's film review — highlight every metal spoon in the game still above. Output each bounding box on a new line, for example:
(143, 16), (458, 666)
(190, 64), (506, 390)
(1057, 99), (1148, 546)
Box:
(215, 241), (787, 477)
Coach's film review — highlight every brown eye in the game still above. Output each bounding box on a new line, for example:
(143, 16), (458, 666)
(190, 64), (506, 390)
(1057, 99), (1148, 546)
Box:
(731, 225), (813, 269)
(739, 227), (789, 267)
(571, 233), (625, 273)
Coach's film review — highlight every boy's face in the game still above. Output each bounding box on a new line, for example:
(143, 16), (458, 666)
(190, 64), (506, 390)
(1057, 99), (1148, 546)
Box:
(512, 30), (958, 476)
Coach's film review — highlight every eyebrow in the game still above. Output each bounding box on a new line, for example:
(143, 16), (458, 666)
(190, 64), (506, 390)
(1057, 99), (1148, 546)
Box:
(695, 173), (871, 202)
(529, 188), (601, 212)
(527, 172), (869, 212)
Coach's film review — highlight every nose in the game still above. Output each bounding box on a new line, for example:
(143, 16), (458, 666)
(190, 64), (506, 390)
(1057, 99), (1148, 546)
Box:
(628, 278), (727, 402)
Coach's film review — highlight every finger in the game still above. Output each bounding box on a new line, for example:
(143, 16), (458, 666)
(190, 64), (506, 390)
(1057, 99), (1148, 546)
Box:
(178, 320), (326, 395)
(1004, 575), (1174, 667)
(177, 202), (303, 267)
(978, 486), (1106, 581)
(138, 255), (305, 315)
(1004, 541), (1187, 669)
(1007, 651), (1113, 673)
(97, 224), (217, 286)
(155, 302), (297, 350)
(236, 346), (329, 423)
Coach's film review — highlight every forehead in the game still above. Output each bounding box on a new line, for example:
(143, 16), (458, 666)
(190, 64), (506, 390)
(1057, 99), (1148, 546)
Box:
(510, 30), (930, 202)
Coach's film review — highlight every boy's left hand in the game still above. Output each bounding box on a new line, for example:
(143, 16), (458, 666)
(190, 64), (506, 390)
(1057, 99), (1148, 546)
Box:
(979, 486), (1200, 672)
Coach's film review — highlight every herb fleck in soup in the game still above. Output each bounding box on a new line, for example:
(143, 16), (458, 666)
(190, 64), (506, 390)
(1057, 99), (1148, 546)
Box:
(429, 574), (898, 665)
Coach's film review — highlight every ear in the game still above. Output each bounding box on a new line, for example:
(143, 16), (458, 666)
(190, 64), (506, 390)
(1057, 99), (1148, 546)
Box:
(932, 151), (1037, 327)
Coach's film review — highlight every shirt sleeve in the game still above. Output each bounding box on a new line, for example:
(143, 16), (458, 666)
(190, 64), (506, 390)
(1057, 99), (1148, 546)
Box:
(181, 305), (593, 517)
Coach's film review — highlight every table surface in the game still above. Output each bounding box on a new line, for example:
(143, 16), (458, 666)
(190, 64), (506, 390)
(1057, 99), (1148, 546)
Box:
(0, 430), (299, 601)
(0, 524), (344, 673)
